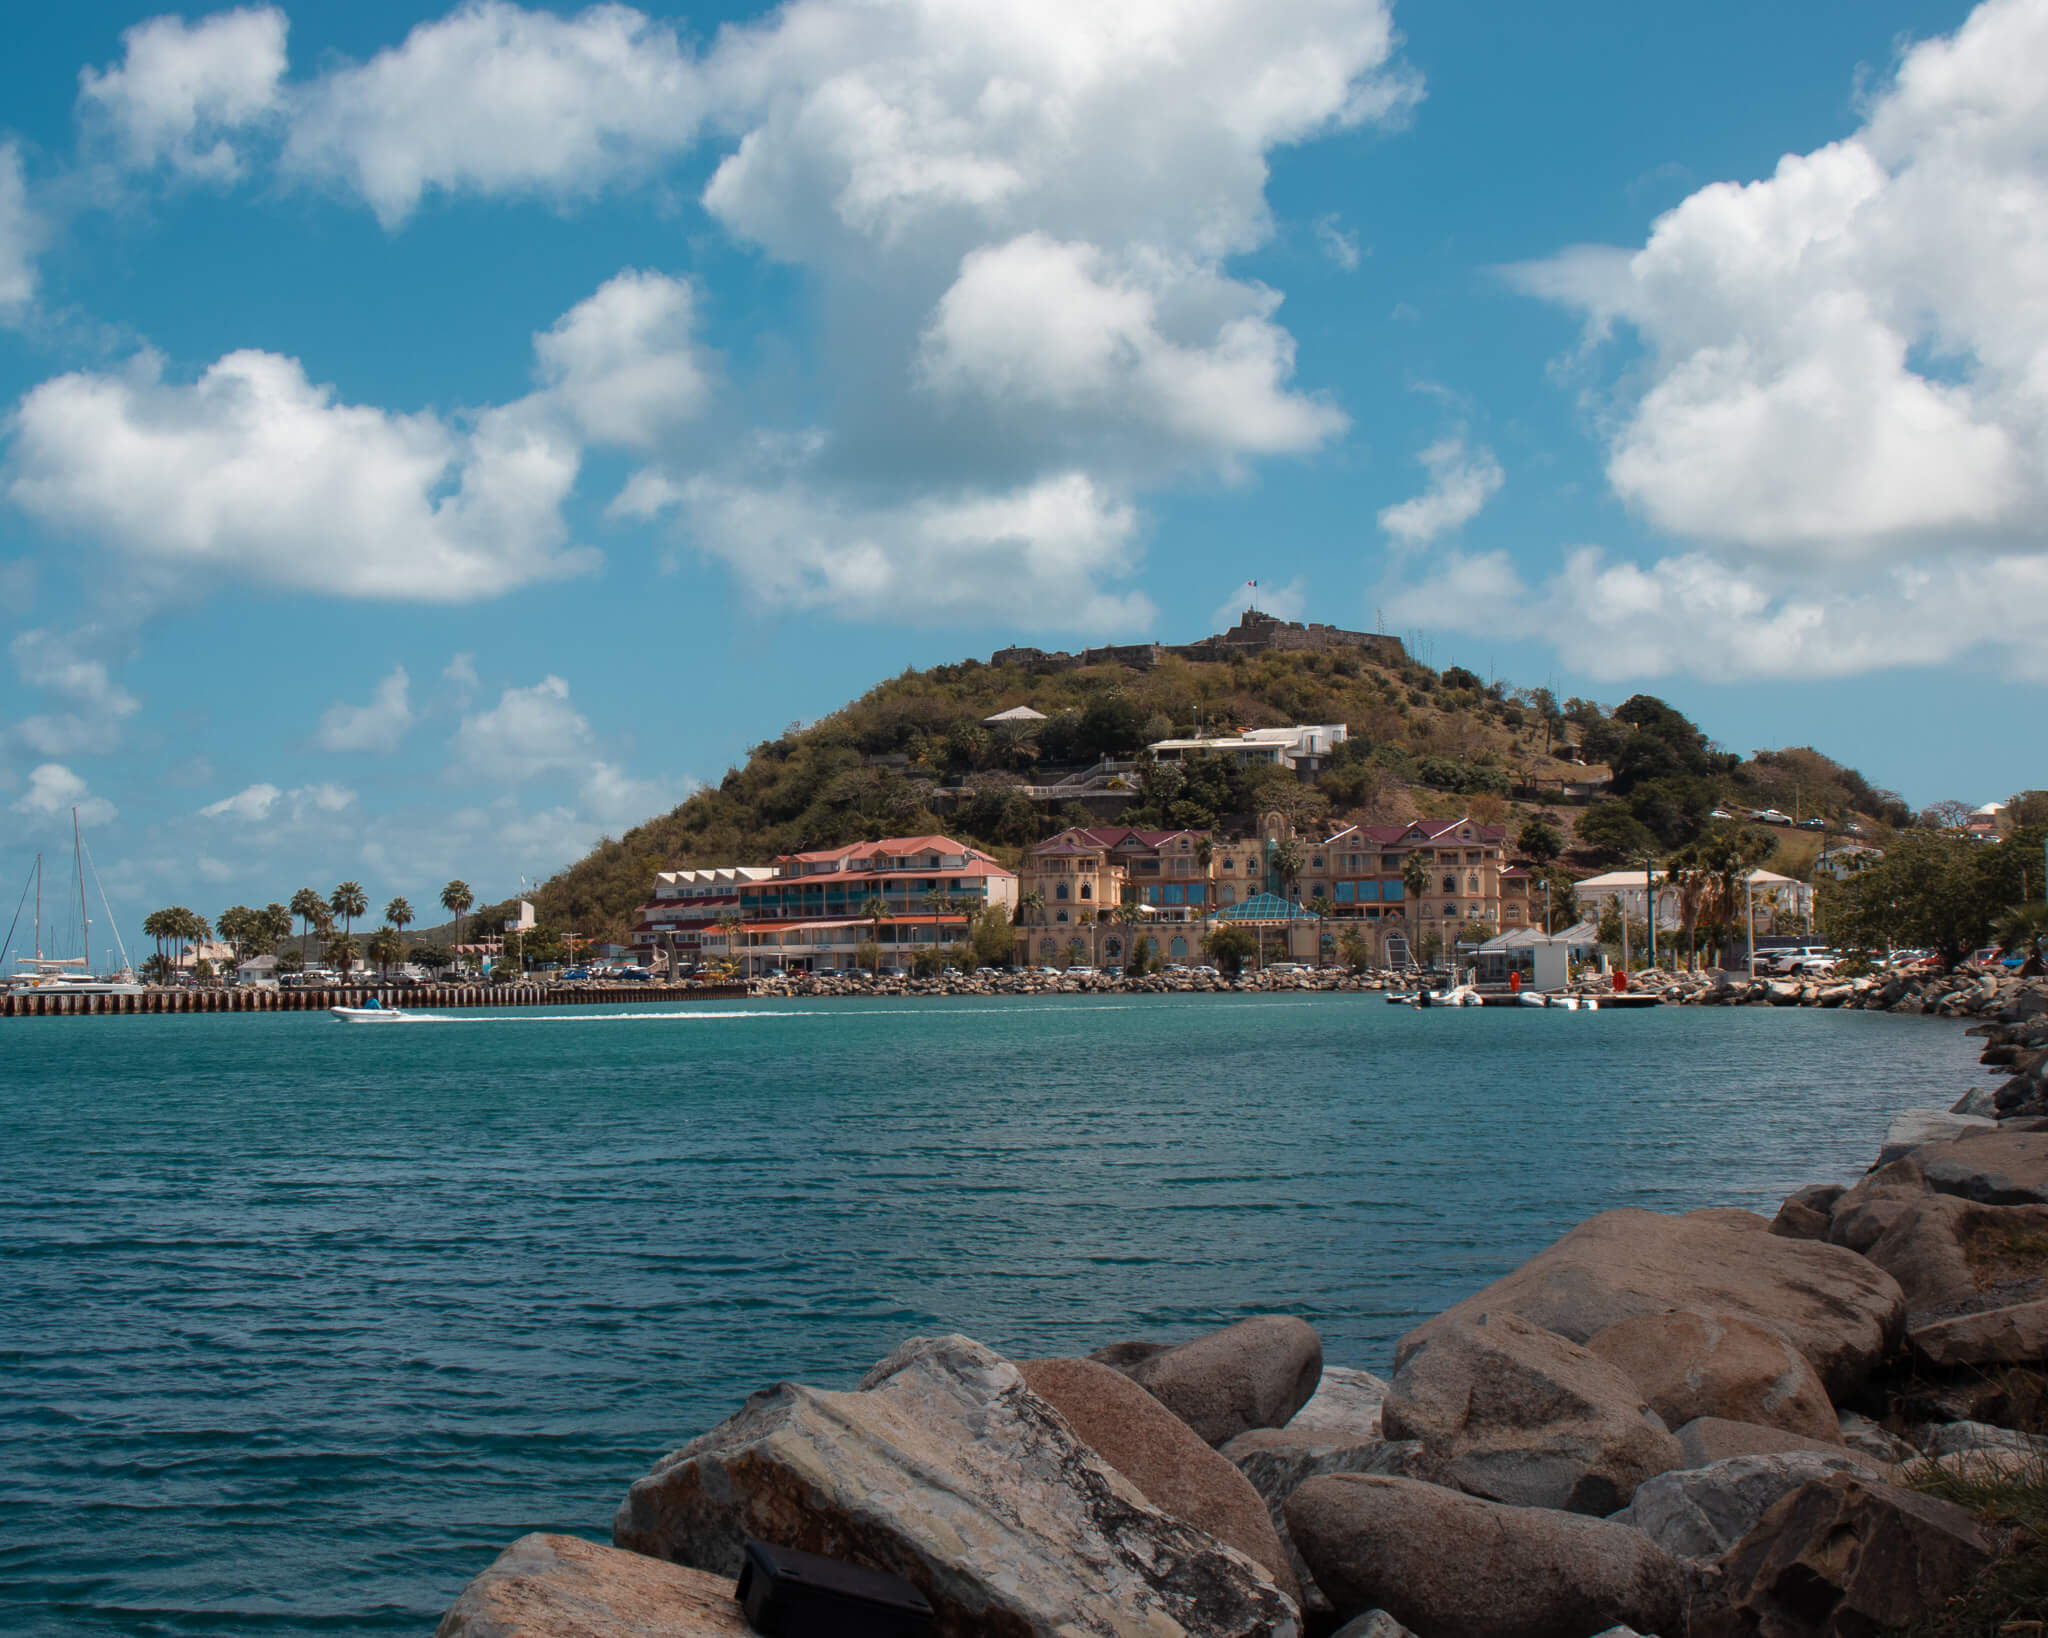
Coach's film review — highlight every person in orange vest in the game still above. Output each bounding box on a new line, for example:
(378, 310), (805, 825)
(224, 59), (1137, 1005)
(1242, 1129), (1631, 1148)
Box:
(1508, 969), (1522, 996)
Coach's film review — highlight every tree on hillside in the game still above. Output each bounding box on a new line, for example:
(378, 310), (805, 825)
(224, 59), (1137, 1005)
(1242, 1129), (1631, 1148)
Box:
(1517, 814), (1563, 865)
(1575, 801), (1660, 865)
(1920, 800), (1974, 832)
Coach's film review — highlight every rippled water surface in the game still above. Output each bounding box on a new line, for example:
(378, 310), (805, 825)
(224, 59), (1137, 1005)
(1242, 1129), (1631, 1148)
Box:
(1, 994), (1977, 1635)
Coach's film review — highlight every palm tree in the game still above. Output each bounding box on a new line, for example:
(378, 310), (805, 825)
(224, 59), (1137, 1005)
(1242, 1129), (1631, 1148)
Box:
(440, 880), (473, 965)
(1112, 894), (1145, 970)
(325, 928), (360, 980)
(860, 895), (887, 974)
(142, 908), (175, 969)
(715, 911), (746, 976)
(290, 888), (325, 960)
(1272, 837), (1305, 903)
(385, 897), (413, 945)
(262, 903), (293, 952)
(366, 925), (403, 976)
(1401, 852), (1431, 969)
(1995, 902), (2048, 973)
(1309, 892), (1336, 968)
(330, 881), (368, 941)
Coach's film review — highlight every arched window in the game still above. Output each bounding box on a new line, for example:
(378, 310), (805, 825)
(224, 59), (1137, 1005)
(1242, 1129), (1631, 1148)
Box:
(1056, 910), (1069, 923)
(1169, 936), (1188, 959)
(1441, 875), (1456, 893)
(1055, 882), (1069, 900)
(1041, 938), (1056, 957)
(1079, 883), (1092, 900)
(1104, 937), (1121, 958)
(1312, 855), (1324, 869)
(1467, 872), (1479, 893)
(1219, 886), (1237, 905)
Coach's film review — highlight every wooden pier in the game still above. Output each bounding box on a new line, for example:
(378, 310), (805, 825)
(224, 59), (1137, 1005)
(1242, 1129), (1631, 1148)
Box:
(1, 982), (749, 1018)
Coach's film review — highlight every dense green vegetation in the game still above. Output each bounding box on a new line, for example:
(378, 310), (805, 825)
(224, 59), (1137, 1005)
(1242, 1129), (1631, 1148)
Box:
(479, 644), (1915, 946)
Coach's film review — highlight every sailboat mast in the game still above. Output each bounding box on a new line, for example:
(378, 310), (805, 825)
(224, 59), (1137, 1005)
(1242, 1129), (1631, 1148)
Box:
(34, 852), (41, 961)
(75, 808), (88, 973)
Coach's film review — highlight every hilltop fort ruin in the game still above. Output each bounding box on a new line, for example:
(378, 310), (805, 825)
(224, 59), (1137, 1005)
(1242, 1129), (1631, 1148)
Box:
(990, 610), (1406, 673)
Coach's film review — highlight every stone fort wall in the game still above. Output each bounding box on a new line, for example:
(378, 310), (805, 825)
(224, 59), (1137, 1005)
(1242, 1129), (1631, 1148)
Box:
(990, 610), (1405, 673)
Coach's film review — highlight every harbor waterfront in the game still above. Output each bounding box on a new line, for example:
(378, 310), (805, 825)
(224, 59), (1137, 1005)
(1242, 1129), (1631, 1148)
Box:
(1, 995), (1976, 1637)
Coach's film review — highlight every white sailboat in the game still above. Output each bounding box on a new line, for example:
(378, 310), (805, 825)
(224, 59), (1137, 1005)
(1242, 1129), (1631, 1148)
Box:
(3, 810), (143, 995)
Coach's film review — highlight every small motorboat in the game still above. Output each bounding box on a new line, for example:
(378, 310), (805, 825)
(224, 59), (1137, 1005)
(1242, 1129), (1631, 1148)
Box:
(331, 1001), (410, 1022)
(1516, 991), (1549, 1007)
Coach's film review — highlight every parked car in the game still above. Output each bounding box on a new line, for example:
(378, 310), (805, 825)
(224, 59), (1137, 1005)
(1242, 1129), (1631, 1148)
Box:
(1099, 964), (1123, 978)
(1031, 965), (1060, 977)
(1266, 962), (1310, 975)
(619, 966), (655, 982)
(880, 966), (909, 979)
(1799, 817), (1825, 830)
(1756, 809), (1793, 826)
(1063, 965), (1098, 978)
(1192, 965), (1220, 977)
(559, 967), (590, 981)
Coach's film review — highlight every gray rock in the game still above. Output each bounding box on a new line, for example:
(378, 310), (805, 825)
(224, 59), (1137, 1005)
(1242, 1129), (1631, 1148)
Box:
(1119, 1315), (1324, 1447)
(1330, 1615), (1417, 1638)
(1692, 1475), (1994, 1638)
(1284, 1364), (1388, 1438)
(1952, 1084), (2002, 1117)
(1877, 1108), (1997, 1165)
(1610, 1451), (1884, 1561)
(1401, 1208), (1905, 1401)
(1286, 1474), (1688, 1638)
(613, 1334), (1301, 1638)
(1837, 1410), (1920, 1464)
(1918, 1418), (2048, 1458)
(1918, 1128), (2048, 1204)
(1383, 1311), (1681, 1514)
(1863, 1193), (2048, 1314)
(435, 1534), (746, 1638)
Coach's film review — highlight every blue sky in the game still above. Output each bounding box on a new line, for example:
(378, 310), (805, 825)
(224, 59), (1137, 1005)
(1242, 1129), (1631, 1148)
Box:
(1, 0), (2039, 957)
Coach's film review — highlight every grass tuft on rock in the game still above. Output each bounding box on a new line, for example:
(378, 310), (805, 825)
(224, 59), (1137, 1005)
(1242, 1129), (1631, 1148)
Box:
(1905, 1451), (2048, 1635)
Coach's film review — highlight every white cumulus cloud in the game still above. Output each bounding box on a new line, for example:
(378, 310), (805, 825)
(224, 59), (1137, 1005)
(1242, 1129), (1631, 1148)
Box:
(77, 6), (289, 180)
(198, 780), (357, 821)
(283, 0), (701, 226)
(0, 142), (41, 319)
(534, 269), (710, 450)
(12, 763), (116, 826)
(680, 470), (1156, 633)
(10, 627), (140, 756)
(1377, 434), (1504, 547)
(453, 674), (592, 782)
(314, 666), (413, 752)
(1480, 0), (2048, 678)
(7, 347), (596, 602)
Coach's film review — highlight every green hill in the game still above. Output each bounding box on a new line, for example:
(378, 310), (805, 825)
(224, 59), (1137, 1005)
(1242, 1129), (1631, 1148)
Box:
(478, 638), (1906, 946)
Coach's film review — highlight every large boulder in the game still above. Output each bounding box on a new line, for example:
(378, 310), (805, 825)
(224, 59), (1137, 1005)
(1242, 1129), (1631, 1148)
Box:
(435, 1534), (746, 1638)
(1585, 1309), (1839, 1443)
(1918, 1127), (2048, 1204)
(1610, 1451), (1886, 1562)
(1398, 1209), (1904, 1401)
(1693, 1475), (1995, 1638)
(1219, 1431), (1436, 1623)
(1863, 1193), (2048, 1315)
(613, 1335), (1301, 1638)
(1382, 1311), (1681, 1514)
(1015, 1356), (1300, 1604)
(1114, 1316), (1324, 1447)
(1876, 1108), (1997, 1165)
(1910, 1297), (2048, 1368)
(1285, 1474), (1688, 1638)
(1671, 1416), (1864, 1471)
(1825, 1157), (1932, 1254)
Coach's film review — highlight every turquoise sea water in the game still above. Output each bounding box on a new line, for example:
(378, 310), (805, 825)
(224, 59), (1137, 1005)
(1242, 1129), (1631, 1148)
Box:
(2, 994), (1977, 1636)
